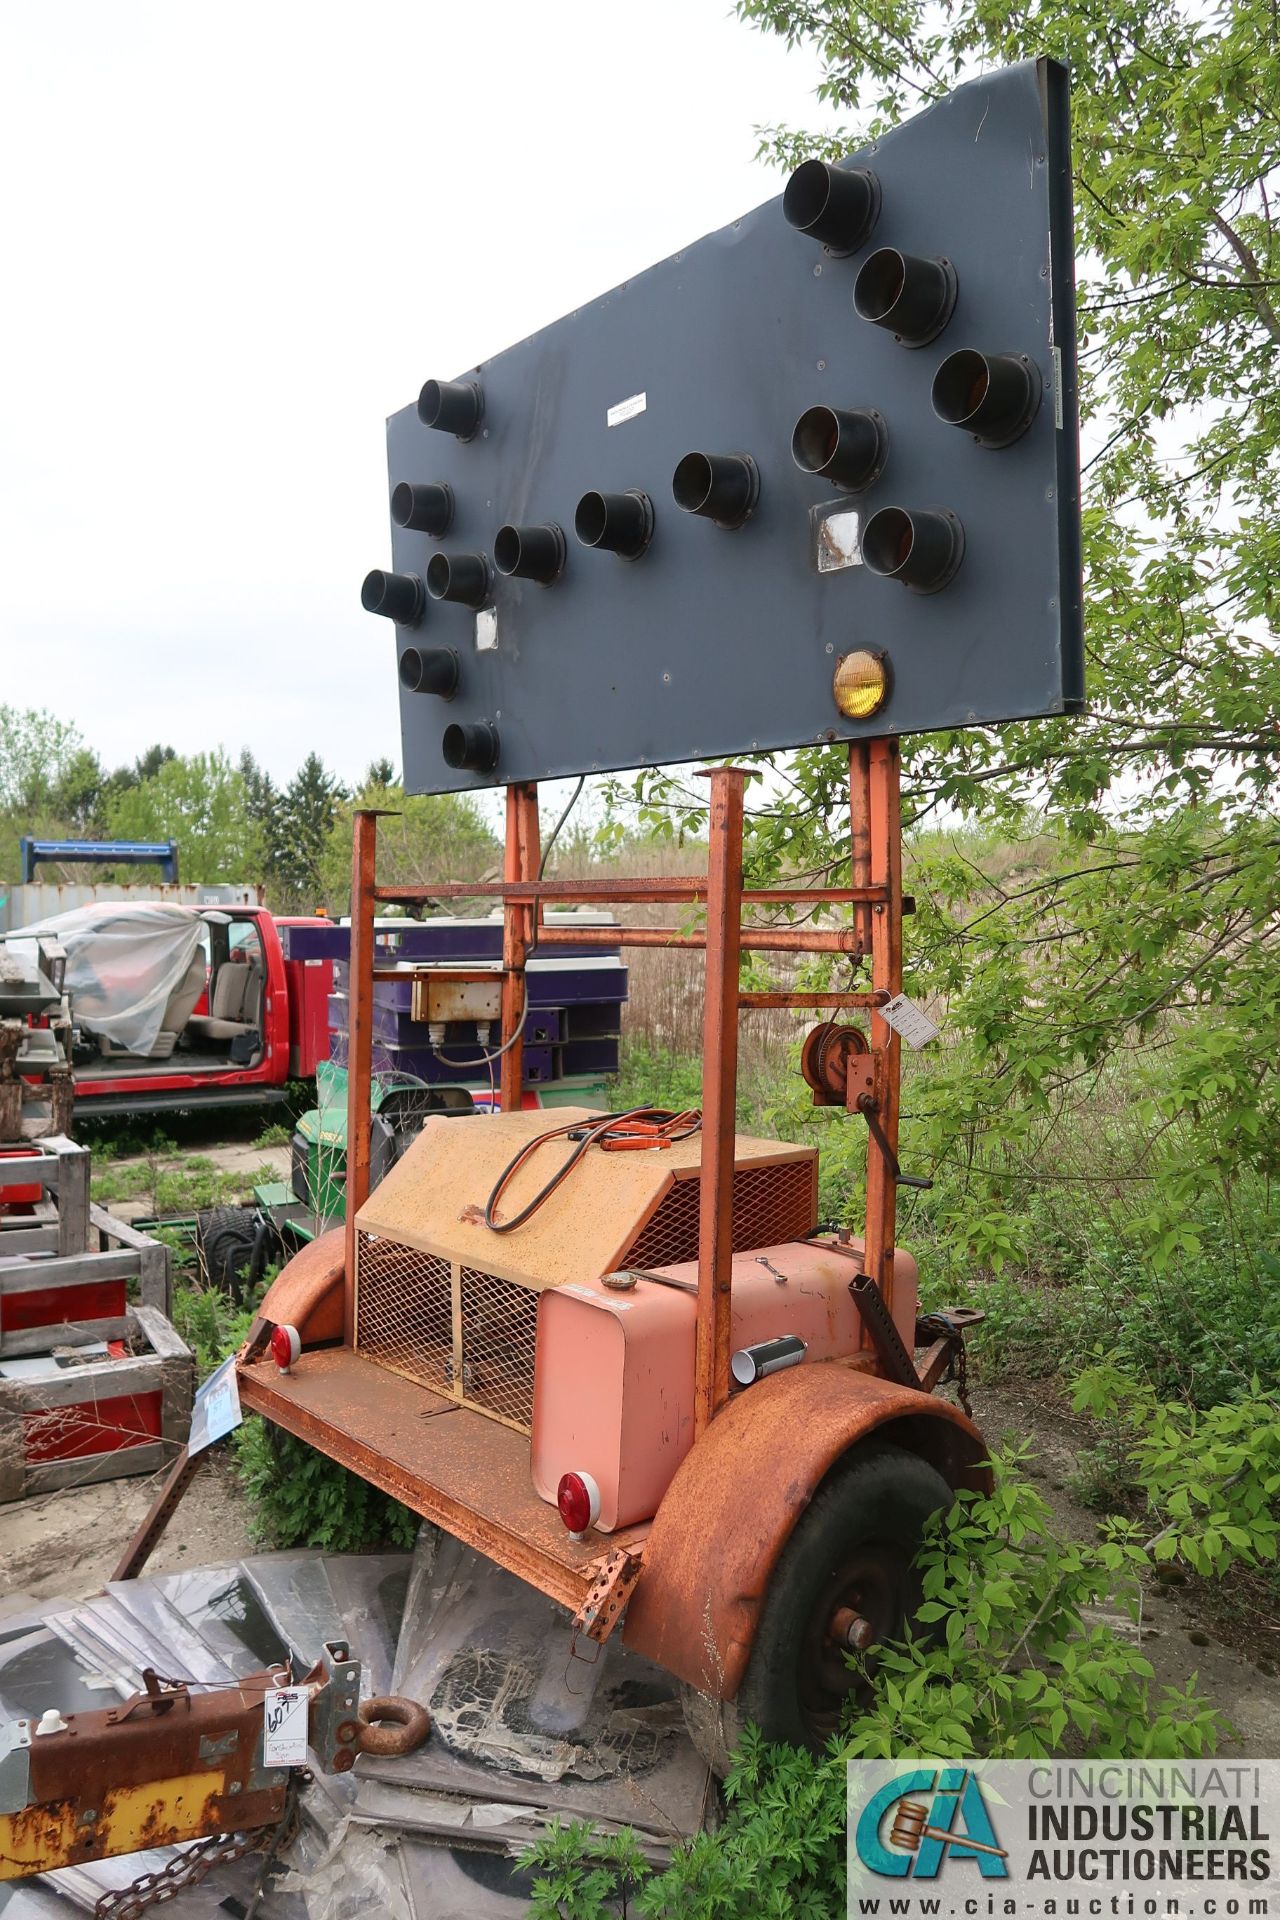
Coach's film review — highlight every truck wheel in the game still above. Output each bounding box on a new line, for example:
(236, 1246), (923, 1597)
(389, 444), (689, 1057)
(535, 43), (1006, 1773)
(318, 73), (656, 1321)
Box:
(197, 1206), (262, 1302)
(679, 1445), (952, 1774)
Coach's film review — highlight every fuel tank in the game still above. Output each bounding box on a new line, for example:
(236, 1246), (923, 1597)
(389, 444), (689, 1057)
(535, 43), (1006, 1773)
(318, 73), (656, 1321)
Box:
(530, 1237), (917, 1531)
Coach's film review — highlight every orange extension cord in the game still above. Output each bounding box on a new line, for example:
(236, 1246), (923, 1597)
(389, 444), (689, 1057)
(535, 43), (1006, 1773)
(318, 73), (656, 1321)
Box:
(483, 1106), (702, 1234)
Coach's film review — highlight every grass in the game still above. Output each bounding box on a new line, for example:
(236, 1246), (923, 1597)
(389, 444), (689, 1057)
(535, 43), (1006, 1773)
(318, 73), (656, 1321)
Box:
(92, 1150), (281, 1216)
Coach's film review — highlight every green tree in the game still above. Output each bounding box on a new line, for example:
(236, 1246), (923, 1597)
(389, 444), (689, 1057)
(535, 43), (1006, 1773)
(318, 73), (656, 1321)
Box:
(620, 1), (1280, 1340)
(239, 749), (285, 891)
(273, 753), (347, 910)
(48, 747), (109, 835)
(318, 778), (498, 916)
(105, 750), (261, 883)
(364, 755), (396, 788)
(0, 706), (89, 816)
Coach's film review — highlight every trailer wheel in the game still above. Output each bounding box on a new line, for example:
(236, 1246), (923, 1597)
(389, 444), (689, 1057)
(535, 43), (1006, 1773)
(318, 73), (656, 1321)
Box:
(679, 1444), (952, 1774)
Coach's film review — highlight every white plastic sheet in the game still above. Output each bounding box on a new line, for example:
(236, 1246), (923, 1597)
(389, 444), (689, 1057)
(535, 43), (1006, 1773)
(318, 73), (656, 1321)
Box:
(3, 903), (203, 1056)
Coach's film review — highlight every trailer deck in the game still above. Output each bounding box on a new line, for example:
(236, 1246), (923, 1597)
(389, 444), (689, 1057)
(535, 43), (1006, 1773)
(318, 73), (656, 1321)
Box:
(238, 1344), (649, 1613)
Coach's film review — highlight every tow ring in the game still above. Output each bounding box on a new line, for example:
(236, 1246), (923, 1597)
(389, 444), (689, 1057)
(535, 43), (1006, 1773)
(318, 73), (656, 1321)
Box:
(353, 1695), (432, 1756)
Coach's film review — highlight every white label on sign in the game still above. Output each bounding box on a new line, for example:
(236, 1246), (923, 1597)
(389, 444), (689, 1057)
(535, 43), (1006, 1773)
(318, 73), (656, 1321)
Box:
(475, 608), (498, 652)
(1052, 345), (1064, 428)
(815, 507), (862, 572)
(263, 1687), (308, 1767)
(606, 391), (646, 428)
(879, 993), (942, 1050)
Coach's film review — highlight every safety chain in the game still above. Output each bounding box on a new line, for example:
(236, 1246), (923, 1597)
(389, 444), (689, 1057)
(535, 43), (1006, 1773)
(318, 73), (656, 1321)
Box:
(916, 1310), (974, 1419)
(92, 1780), (300, 1920)
(951, 1333), (972, 1420)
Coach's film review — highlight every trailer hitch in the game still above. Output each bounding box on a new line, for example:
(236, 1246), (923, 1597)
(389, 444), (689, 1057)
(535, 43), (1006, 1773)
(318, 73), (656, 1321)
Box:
(0, 1640), (431, 1889)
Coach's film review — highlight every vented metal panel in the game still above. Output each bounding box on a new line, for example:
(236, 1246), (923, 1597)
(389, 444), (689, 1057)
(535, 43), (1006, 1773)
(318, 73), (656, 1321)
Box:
(356, 1155), (817, 1434)
(459, 1266), (539, 1431)
(621, 1160), (816, 1272)
(355, 1235), (453, 1396)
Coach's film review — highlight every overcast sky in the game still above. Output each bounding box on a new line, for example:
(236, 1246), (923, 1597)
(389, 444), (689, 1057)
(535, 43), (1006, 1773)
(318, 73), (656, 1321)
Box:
(1, 2), (839, 788)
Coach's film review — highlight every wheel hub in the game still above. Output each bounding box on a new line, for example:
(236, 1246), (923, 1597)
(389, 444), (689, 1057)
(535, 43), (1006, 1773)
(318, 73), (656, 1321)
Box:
(797, 1543), (912, 1739)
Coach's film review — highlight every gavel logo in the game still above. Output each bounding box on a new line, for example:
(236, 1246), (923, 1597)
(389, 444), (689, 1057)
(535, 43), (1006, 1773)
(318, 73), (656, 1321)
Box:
(889, 1795), (1009, 1864)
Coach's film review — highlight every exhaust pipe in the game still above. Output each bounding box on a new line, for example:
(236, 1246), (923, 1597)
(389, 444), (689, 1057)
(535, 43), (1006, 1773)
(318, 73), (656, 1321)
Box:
(426, 551), (492, 610)
(361, 569), (425, 626)
(442, 721), (499, 773)
(391, 482), (454, 536)
(861, 506), (964, 594)
(931, 350), (1041, 448)
(671, 451), (759, 529)
(574, 489), (654, 559)
(782, 160), (880, 256)
(791, 406), (886, 492)
(853, 248), (957, 348)
(398, 647), (459, 698)
(417, 378), (483, 440)
(493, 522), (566, 584)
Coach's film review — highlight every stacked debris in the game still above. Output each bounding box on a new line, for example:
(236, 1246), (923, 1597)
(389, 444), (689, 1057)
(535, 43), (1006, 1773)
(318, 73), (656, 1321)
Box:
(0, 1529), (712, 1917)
(0, 1137), (186, 1506)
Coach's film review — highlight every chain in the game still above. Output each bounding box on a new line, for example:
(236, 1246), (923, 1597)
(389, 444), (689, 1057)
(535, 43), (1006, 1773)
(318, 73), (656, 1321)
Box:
(916, 1311), (974, 1419)
(92, 1780), (300, 1920)
(952, 1333), (972, 1419)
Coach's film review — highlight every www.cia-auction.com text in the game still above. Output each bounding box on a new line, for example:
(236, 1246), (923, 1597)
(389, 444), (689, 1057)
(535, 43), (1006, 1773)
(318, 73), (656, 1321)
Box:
(846, 1760), (1279, 1919)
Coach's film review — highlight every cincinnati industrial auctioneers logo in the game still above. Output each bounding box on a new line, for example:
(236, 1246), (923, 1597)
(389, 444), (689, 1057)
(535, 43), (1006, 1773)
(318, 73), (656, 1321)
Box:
(847, 1761), (1280, 1920)
(854, 1767), (1010, 1881)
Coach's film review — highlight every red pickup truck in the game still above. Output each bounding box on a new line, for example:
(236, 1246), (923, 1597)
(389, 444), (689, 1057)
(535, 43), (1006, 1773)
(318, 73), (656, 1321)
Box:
(56, 905), (333, 1119)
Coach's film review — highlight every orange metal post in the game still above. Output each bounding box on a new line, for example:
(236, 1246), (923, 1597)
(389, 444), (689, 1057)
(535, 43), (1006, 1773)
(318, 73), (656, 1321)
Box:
(861, 739), (903, 1311)
(694, 766), (747, 1433)
(344, 808), (379, 1344)
(848, 741), (873, 959)
(499, 783), (541, 1111)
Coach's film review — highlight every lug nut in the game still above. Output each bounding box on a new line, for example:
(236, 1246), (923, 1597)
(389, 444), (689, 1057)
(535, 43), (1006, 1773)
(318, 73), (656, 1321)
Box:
(830, 1606), (875, 1652)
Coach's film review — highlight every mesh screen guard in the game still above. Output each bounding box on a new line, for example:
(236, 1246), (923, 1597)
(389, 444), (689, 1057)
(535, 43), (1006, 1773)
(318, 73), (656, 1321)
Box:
(355, 1150), (818, 1433)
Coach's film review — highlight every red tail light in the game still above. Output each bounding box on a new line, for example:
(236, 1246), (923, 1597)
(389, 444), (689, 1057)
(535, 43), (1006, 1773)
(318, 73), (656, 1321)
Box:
(556, 1470), (601, 1536)
(270, 1324), (301, 1373)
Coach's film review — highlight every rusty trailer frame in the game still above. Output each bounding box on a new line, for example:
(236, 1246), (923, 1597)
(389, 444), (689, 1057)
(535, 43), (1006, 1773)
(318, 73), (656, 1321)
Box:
(234, 738), (986, 1694)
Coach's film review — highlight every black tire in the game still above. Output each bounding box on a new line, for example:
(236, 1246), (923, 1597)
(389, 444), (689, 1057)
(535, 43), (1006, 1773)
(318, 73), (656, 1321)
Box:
(680, 1444), (953, 1773)
(197, 1205), (261, 1301)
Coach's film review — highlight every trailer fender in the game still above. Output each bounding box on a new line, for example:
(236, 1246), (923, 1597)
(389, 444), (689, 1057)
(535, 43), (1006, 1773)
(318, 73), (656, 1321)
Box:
(249, 1228), (345, 1348)
(622, 1363), (989, 1698)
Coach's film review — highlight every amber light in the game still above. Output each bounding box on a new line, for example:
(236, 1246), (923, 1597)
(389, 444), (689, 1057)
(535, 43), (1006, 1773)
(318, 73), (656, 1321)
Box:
(832, 650), (891, 721)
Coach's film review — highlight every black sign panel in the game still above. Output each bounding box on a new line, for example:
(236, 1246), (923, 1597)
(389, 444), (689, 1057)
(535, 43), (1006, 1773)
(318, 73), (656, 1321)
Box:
(375, 57), (1081, 795)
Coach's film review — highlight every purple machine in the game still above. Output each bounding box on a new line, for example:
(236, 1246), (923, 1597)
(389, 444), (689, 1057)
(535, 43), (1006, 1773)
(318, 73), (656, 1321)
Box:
(279, 913), (627, 1098)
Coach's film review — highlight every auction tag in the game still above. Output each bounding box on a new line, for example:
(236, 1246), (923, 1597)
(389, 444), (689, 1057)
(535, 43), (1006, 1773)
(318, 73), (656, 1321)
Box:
(263, 1687), (308, 1767)
(188, 1354), (242, 1457)
(879, 993), (941, 1050)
